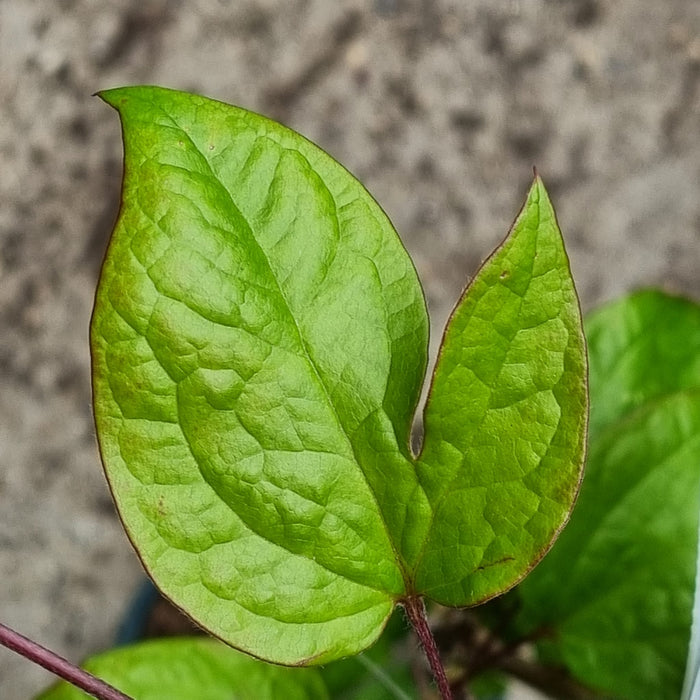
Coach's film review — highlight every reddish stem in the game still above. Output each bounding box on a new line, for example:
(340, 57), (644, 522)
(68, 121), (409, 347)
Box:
(0, 621), (133, 700)
(403, 596), (454, 700)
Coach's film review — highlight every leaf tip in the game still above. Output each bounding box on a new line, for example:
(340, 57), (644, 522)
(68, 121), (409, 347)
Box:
(530, 166), (546, 196)
(95, 87), (129, 111)
(527, 169), (555, 217)
(96, 85), (162, 112)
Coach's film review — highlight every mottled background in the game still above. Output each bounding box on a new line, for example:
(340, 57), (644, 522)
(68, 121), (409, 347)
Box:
(1, 1), (698, 697)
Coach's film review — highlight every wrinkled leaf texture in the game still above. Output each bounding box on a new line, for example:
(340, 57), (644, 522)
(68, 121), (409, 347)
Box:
(92, 86), (587, 665)
(518, 290), (700, 699)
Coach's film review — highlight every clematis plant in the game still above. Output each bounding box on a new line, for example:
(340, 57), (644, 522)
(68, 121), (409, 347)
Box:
(35, 86), (700, 700)
(88, 86), (587, 699)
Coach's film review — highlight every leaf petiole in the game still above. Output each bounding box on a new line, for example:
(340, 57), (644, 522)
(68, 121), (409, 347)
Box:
(403, 596), (461, 700)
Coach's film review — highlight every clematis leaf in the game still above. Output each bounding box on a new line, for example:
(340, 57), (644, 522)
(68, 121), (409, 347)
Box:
(92, 86), (587, 667)
(93, 85), (428, 664)
(414, 177), (587, 606)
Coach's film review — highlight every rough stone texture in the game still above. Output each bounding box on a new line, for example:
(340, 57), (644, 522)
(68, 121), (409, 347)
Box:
(0, 1), (698, 697)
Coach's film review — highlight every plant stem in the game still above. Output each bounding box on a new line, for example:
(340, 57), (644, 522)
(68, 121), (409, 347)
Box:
(0, 621), (133, 700)
(403, 596), (456, 700)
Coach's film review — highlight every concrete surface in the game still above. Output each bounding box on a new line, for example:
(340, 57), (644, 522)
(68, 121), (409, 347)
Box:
(0, 0), (699, 697)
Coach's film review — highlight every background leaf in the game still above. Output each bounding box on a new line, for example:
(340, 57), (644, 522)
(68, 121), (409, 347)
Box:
(586, 289), (700, 439)
(35, 638), (328, 700)
(414, 177), (587, 606)
(319, 611), (416, 700)
(92, 86), (430, 664)
(517, 290), (700, 699)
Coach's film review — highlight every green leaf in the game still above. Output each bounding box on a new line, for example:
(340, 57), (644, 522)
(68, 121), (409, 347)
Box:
(92, 86), (429, 664)
(586, 289), (700, 439)
(414, 177), (587, 605)
(92, 86), (586, 666)
(35, 638), (328, 700)
(517, 290), (700, 699)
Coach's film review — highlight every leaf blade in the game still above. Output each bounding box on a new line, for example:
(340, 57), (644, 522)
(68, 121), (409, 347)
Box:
(414, 177), (587, 605)
(93, 86), (430, 663)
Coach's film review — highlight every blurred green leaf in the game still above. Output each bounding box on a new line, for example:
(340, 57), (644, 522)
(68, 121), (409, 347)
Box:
(36, 638), (328, 700)
(518, 290), (700, 699)
(586, 290), (700, 438)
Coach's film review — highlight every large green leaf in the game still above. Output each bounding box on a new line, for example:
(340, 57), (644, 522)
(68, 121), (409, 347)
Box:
(414, 178), (587, 605)
(93, 86), (586, 665)
(517, 290), (700, 699)
(93, 86), (429, 665)
(36, 638), (328, 700)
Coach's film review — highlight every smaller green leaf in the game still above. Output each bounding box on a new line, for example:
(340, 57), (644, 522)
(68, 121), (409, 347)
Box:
(414, 176), (587, 606)
(36, 638), (329, 700)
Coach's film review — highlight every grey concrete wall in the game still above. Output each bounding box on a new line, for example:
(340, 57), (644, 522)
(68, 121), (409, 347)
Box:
(1, 1), (698, 697)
